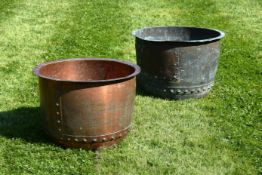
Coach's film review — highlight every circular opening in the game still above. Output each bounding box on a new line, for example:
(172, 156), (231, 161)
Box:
(133, 26), (225, 42)
(33, 58), (140, 82)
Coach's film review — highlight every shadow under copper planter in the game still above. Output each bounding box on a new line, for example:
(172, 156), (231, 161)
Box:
(133, 26), (225, 100)
(33, 58), (140, 150)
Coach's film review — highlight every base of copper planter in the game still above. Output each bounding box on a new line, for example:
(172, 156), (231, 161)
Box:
(47, 128), (130, 150)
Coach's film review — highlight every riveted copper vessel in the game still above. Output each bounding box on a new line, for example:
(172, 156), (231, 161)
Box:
(133, 26), (225, 99)
(33, 58), (140, 150)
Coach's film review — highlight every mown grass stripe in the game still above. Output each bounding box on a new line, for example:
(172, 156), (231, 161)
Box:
(0, 1), (97, 174)
(93, 0), (244, 174)
(92, 0), (261, 174)
(41, 0), (135, 62)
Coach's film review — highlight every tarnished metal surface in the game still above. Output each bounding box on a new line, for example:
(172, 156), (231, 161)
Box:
(133, 26), (225, 99)
(33, 58), (140, 150)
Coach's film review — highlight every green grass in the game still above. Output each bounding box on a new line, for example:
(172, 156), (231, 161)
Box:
(0, 0), (261, 174)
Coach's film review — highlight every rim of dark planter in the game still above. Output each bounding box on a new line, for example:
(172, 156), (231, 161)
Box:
(132, 26), (225, 43)
(33, 58), (141, 83)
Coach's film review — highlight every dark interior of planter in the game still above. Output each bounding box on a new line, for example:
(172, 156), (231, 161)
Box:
(135, 27), (221, 42)
(38, 60), (135, 81)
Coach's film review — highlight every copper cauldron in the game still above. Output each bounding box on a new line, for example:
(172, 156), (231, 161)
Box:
(33, 58), (140, 150)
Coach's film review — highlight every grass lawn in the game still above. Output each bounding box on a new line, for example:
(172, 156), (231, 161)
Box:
(0, 0), (261, 174)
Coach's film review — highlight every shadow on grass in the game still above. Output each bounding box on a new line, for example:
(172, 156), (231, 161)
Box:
(0, 107), (50, 144)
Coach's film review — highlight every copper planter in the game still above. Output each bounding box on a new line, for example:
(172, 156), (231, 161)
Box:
(33, 58), (140, 150)
(133, 26), (225, 99)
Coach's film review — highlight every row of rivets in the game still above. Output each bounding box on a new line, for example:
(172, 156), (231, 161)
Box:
(153, 75), (175, 81)
(141, 77), (214, 95)
(142, 71), (192, 81)
(151, 75), (184, 82)
(63, 131), (128, 143)
(163, 84), (214, 95)
(56, 102), (62, 133)
(141, 73), (214, 95)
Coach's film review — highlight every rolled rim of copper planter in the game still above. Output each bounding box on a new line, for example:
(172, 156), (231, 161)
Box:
(132, 26), (225, 43)
(33, 58), (141, 82)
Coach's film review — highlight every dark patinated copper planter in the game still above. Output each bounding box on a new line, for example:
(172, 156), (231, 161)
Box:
(33, 58), (140, 150)
(133, 26), (225, 99)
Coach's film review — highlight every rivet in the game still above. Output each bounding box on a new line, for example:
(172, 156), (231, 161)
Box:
(79, 127), (83, 130)
(176, 89), (182, 94)
(102, 138), (107, 142)
(111, 136), (115, 140)
(184, 90), (189, 94)
(197, 89), (201, 93)
(56, 103), (59, 106)
(191, 89), (195, 94)
(170, 89), (174, 93)
(154, 75), (158, 79)
(58, 128), (62, 132)
(57, 120), (61, 124)
(119, 133), (122, 138)
(163, 89), (167, 92)
(67, 138), (71, 141)
(56, 112), (60, 115)
(74, 138), (79, 142)
(92, 138), (97, 142)
(83, 138), (87, 142)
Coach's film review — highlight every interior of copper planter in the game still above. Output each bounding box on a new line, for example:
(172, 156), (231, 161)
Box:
(38, 60), (136, 81)
(134, 27), (222, 42)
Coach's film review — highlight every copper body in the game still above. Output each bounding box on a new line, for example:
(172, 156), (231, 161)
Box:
(33, 58), (140, 150)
